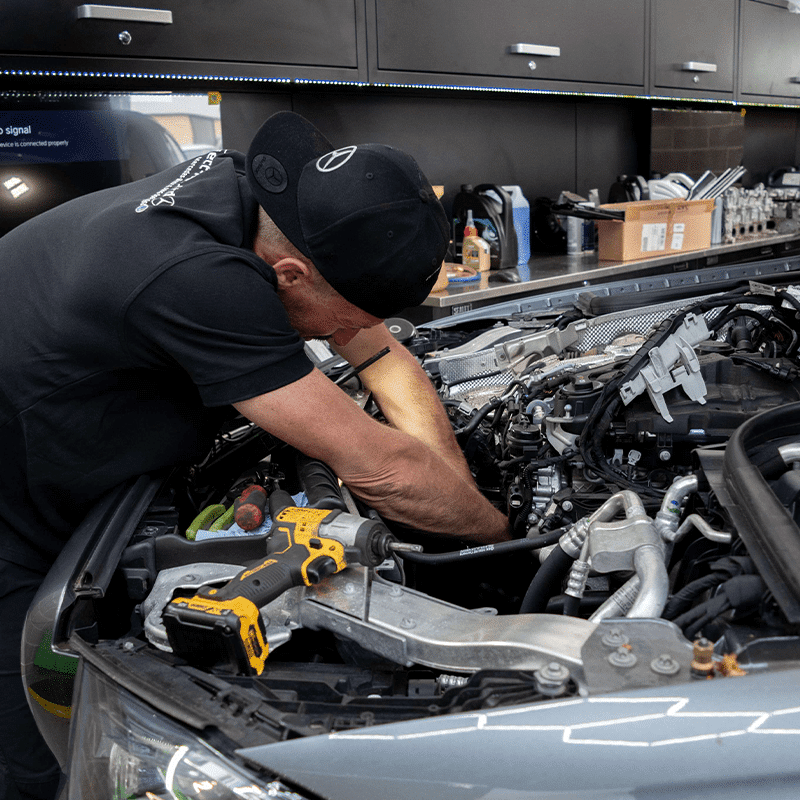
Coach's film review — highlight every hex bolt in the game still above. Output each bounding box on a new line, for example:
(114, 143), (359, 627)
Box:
(561, 500), (574, 512)
(389, 585), (404, 597)
(608, 646), (638, 668)
(534, 662), (571, 696)
(118, 30), (132, 45)
(659, 450), (671, 462)
(651, 654), (681, 676)
(400, 617), (416, 629)
(601, 627), (630, 648)
(343, 582), (357, 595)
(122, 641), (135, 651)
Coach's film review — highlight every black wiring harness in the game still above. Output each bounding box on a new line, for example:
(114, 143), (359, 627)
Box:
(579, 285), (800, 497)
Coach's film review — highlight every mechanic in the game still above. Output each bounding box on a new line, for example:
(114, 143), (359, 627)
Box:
(0, 110), (510, 799)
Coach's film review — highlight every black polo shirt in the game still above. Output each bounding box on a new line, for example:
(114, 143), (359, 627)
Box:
(0, 150), (313, 571)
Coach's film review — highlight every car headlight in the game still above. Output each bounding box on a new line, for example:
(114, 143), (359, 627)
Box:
(66, 660), (307, 800)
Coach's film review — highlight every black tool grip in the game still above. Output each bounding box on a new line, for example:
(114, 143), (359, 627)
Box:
(208, 557), (299, 606)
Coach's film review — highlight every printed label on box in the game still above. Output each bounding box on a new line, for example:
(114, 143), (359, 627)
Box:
(671, 222), (685, 250)
(641, 222), (667, 252)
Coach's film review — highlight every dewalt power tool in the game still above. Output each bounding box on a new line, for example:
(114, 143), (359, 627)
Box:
(162, 489), (401, 675)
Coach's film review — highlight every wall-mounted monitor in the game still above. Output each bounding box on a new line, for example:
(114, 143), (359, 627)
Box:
(0, 91), (222, 236)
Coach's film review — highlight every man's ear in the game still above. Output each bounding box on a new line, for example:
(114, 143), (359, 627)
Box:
(271, 257), (313, 289)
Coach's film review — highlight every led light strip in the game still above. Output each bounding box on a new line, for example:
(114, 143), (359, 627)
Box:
(0, 69), (292, 83)
(1, 69), (798, 108)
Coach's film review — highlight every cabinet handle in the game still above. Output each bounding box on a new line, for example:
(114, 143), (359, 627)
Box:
(680, 61), (717, 73)
(75, 4), (173, 24)
(508, 43), (561, 58)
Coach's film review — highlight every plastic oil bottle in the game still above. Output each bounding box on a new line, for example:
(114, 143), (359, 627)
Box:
(461, 210), (491, 272)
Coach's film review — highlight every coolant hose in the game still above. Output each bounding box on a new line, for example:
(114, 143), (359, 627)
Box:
(519, 544), (576, 614)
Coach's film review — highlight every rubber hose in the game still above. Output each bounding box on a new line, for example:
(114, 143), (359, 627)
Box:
(295, 453), (348, 511)
(397, 529), (566, 565)
(456, 397), (502, 440)
(561, 593), (581, 617)
(519, 544), (576, 614)
(268, 489), (295, 518)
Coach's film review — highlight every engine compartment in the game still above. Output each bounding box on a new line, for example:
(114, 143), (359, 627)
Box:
(86, 278), (800, 740)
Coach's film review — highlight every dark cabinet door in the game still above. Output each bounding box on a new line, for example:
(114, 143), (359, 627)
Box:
(0, 1), (358, 68)
(740, 0), (800, 99)
(653, 0), (736, 95)
(374, 0), (645, 88)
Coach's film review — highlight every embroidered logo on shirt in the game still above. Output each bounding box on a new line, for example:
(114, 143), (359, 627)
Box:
(135, 151), (219, 213)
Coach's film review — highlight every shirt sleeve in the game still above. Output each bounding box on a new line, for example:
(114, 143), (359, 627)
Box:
(122, 249), (313, 407)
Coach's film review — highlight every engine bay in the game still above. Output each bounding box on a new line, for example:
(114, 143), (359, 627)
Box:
(87, 275), (800, 741)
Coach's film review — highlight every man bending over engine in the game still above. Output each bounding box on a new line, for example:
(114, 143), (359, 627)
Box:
(0, 111), (509, 800)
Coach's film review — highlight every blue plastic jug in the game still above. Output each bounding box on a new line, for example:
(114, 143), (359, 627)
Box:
(502, 185), (531, 267)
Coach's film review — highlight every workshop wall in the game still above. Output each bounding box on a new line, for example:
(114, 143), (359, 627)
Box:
(220, 88), (800, 219)
(219, 88), (649, 218)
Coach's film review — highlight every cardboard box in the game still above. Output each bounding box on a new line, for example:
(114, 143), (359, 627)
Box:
(597, 198), (715, 262)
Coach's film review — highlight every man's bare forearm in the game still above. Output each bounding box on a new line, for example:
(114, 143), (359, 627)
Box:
(336, 326), (476, 486)
(336, 426), (510, 544)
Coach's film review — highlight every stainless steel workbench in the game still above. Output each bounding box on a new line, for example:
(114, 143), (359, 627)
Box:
(407, 231), (800, 324)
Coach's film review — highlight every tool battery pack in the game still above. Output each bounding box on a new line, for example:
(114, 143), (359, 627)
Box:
(162, 595), (268, 676)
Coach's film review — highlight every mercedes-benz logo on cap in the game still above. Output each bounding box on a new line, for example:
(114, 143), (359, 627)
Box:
(252, 154), (288, 193)
(316, 146), (358, 173)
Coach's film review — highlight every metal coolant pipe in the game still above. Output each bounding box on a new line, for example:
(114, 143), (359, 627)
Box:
(588, 550), (670, 622)
(626, 544), (670, 618)
(589, 576), (640, 621)
(561, 490), (664, 619)
(591, 475), (701, 622)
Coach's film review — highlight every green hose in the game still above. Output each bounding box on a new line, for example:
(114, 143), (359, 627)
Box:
(185, 504), (227, 540)
(209, 504), (235, 532)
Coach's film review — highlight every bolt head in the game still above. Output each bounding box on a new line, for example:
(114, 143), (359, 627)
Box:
(651, 654), (681, 676)
(608, 645), (638, 668)
(601, 627), (629, 648)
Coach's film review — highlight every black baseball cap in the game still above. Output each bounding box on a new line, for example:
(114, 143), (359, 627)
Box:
(246, 111), (448, 319)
